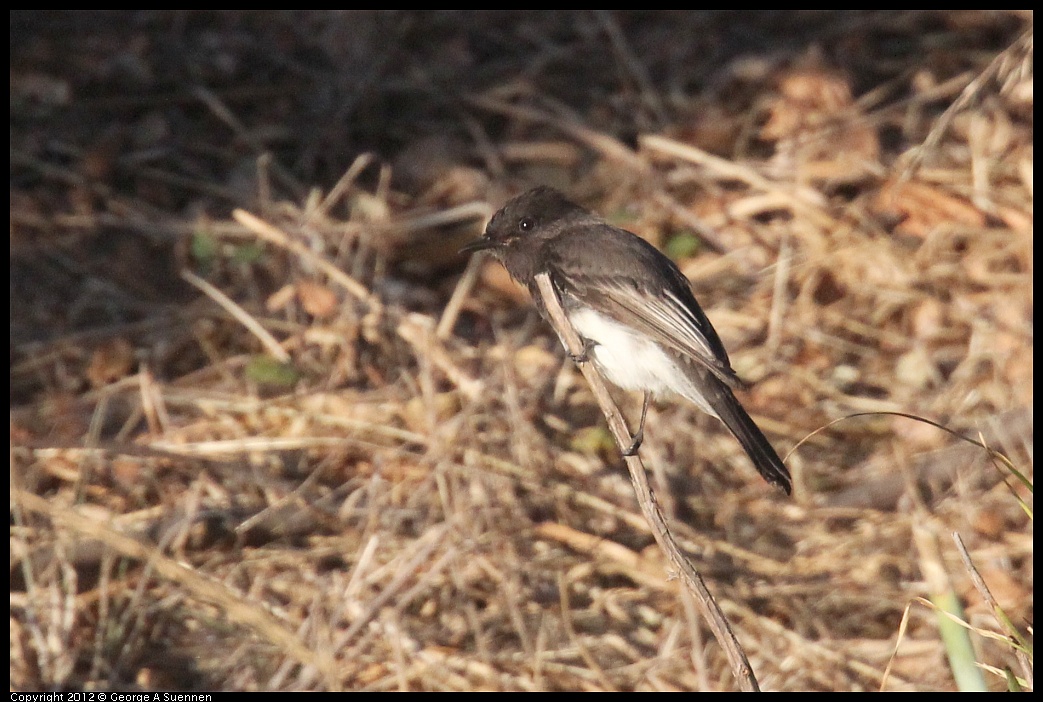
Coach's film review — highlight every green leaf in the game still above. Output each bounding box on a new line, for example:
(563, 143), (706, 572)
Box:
(570, 426), (616, 455)
(245, 356), (299, 388)
(665, 230), (701, 260)
(191, 230), (219, 272)
(232, 241), (266, 264)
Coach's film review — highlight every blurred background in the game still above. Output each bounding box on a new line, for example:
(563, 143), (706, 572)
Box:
(10, 11), (1033, 691)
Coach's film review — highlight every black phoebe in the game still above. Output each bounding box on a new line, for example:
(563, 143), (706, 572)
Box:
(462, 186), (791, 494)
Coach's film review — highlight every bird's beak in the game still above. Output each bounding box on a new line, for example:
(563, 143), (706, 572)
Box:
(459, 236), (499, 254)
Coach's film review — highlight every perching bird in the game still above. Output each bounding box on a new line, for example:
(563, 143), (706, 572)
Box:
(462, 187), (790, 494)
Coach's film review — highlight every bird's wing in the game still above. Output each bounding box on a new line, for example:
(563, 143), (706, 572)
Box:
(551, 267), (744, 390)
(546, 223), (750, 388)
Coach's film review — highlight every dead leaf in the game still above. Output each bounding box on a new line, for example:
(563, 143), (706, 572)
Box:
(872, 180), (986, 239)
(86, 338), (135, 388)
(297, 280), (339, 319)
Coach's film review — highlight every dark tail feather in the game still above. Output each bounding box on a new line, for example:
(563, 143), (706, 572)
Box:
(709, 386), (792, 495)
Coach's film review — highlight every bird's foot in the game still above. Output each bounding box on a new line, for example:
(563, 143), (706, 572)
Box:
(568, 339), (596, 364)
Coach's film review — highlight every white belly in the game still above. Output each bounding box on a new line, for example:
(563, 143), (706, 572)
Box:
(566, 307), (716, 416)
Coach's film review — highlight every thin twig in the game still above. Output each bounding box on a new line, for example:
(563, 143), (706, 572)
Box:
(639, 134), (827, 211)
(766, 232), (792, 358)
(952, 531), (1034, 689)
(533, 272), (761, 692)
(13, 488), (339, 688)
(899, 29), (1034, 181)
(398, 312), (484, 400)
(393, 201), (494, 236)
(592, 10), (669, 127)
(313, 152), (376, 218)
(467, 95), (649, 173)
(232, 208), (376, 304)
(192, 86), (305, 198)
(438, 254), (484, 340)
(180, 268), (290, 362)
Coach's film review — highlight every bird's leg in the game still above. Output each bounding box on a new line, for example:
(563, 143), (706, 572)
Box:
(622, 391), (652, 456)
(568, 337), (596, 364)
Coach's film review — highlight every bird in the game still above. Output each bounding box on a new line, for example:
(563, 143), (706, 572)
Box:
(461, 186), (791, 494)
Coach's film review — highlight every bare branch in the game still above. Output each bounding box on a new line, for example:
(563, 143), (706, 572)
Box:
(533, 272), (761, 692)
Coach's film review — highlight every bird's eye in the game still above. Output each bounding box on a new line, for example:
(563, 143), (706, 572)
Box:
(519, 217), (534, 231)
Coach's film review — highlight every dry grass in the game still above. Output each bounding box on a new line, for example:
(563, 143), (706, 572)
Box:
(10, 11), (1032, 691)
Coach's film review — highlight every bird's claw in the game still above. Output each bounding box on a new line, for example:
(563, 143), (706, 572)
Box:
(568, 339), (596, 364)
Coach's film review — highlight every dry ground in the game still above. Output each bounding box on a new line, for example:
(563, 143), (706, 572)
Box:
(10, 11), (1033, 691)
